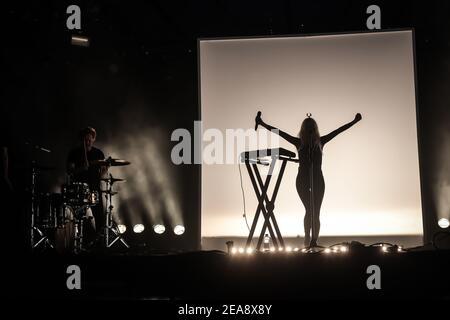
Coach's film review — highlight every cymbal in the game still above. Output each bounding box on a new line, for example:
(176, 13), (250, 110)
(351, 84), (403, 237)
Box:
(108, 159), (130, 166)
(91, 158), (131, 167)
(100, 177), (126, 183)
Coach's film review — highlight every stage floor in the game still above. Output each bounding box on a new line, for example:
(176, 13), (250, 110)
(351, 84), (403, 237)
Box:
(8, 247), (450, 300)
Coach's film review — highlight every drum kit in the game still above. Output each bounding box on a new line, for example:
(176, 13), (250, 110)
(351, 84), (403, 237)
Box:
(30, 157), (131, 254)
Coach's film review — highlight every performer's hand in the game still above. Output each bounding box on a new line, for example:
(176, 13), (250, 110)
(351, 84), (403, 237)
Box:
(255, 111), (262, 130)
(354, 113), (362, 122)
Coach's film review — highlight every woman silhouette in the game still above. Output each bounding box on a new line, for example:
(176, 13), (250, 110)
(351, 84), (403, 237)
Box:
(255, 112), (362, 247)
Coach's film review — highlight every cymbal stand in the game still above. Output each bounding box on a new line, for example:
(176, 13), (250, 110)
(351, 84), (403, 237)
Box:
(30, 162), (53, 250)
(104, 174), (129, 249)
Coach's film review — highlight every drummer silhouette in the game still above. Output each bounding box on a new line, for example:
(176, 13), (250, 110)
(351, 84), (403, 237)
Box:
(67, 127), (108, 245)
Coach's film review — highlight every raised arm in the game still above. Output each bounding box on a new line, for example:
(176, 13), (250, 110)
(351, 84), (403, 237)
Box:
(255, 111), (300, 147)
(321, 113), (362, 145)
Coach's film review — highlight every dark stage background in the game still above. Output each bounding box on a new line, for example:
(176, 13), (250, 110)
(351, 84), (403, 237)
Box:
(3, 0), (450, 251)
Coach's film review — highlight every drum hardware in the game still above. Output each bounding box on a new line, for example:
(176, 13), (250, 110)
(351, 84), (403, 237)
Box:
(100, 190), (118, 196)
(36, 193), (64, 229)
(28, 152), (131, 254)
(62, 182), (99, 253)
(62, 182), (99, 207)
(100, 177), (126, 183)
(91, 157), (131, 167)
(70, 205), (94, 254)
(30, 161), (55, 250)
(102, 173), (130, 249)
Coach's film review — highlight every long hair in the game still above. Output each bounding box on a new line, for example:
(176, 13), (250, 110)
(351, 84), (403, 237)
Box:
(298, 117), (322, 151)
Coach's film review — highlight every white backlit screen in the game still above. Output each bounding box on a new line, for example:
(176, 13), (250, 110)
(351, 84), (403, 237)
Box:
(199, 31), (422, 242)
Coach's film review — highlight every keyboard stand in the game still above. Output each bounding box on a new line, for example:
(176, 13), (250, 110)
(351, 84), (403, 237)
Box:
(243, 155), (291, 251)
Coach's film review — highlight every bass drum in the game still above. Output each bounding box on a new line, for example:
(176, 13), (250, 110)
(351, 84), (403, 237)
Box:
(54, 207), (96, 254)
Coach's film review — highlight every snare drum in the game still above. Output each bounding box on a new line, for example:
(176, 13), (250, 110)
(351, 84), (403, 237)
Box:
(62, 182), (98, 207)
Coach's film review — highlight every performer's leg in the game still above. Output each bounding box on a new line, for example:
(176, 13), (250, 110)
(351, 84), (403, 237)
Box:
(303, 210), (311, 246)
(311, 177), (325, 244)
(297, 174), (311, 247)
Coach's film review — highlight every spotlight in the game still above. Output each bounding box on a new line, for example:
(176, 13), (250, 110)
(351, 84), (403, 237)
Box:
(286, 246), (292, 252)
(438, 218), (450, 229)
(340, 245), (348, 253)
(238, 247), (244, 254)
(397, 246), (403, 252)
(278, 247), (284, 252)
(153, 224), (166, 234)
(231, 247), (238, 255)
(294, 247), (299, 252)
(226, 241), (234, 254)
(133, 224), (145, 233)
(381, 245), (388, 253)
(71, 35), (90, 47)
(270, 247), (276, 252)
(117, 224), (127, 234)
(324, 248), (331, 254)
(174, 225), (185, 235)
(246, 248), (253, 254)
(301, 248), (307, 253)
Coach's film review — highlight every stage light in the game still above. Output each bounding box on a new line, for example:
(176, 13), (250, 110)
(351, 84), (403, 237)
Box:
(382, 245), (388, 253)
(133, 224), (145, 233)
(231, 247), (238, 254)
(226, 241), (234, 254)
(117, 224), (127, 234)
(71, 35), (90, 47)
(438, 218), (450, 229)
(324, 248), (331, 254)
(294, 247), (299, 252)
(278, 247), (284, 252)
(153, 224), (166, 234)
(340, 246), (348, 253)
(174, 225), (185, 235)
(246, 248), (253, 254)
(332, 248), (338, 253)
(286, 246), (292, 252)
(301, 248), (307, 253)
(238, 247), (244, 254)
(270, 247), (276, 252)
(397, 246), (403, 252)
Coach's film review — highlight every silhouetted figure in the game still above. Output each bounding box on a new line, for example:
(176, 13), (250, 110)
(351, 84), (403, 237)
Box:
(255, 112), (362, 247)
(67, 127), (107, 244)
